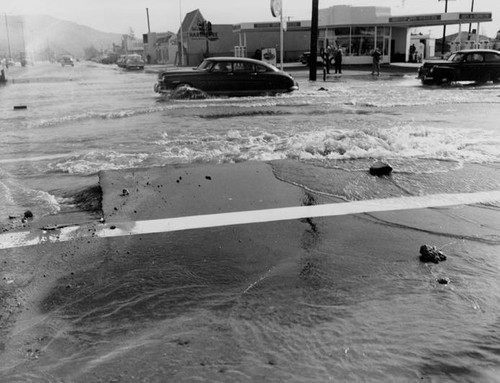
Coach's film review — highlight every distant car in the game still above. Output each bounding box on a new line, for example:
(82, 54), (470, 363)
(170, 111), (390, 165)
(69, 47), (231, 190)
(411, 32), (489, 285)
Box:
(154, 57), (298, 97)
(418, 49), (500, 85)
(124, 54), (145, 70)
(116, 55), (127, 68)
(60, 56), (74, 67)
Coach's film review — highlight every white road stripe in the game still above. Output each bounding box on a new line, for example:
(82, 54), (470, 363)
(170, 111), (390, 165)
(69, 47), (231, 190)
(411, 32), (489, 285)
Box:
(1, 191), (499, 250)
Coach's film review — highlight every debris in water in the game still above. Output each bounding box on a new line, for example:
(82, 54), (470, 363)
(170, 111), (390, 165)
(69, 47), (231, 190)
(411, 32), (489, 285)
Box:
(369, 161), (393, 176)
(420, 244), (447, 263)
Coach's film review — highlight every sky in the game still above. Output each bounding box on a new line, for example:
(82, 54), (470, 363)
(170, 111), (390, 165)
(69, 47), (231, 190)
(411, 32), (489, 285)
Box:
(5, 0), (500, 37)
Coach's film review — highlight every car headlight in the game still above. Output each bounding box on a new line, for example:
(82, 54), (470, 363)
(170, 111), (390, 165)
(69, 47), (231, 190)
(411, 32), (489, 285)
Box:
(429, 66), (435, 74)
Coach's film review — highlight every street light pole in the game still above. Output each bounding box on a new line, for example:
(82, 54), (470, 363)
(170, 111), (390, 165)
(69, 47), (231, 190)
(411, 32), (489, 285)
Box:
(280, 10), (284, 70)
(179, 0), (184, 66)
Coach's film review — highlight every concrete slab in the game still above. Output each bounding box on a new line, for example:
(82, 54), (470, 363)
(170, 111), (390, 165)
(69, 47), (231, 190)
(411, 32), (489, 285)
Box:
(1, 160), (500, 381)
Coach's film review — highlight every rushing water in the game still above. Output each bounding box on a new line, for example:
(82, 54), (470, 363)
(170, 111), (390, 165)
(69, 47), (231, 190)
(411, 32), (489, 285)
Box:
(1, 62), (500, 220)
(1, 62), (500, 382)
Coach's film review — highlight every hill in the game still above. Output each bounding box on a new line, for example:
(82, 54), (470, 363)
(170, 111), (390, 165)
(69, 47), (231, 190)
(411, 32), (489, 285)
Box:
(0, 14), (123, 60)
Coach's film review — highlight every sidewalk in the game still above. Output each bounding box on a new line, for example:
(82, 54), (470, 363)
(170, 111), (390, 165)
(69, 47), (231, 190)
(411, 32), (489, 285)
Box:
(283, 62), (419, 81)
(145, 61), (419, 80)
(145, 62), (422, 77)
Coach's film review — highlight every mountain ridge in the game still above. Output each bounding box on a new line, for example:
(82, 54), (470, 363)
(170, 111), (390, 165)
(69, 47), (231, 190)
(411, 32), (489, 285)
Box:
(0, 14), (123, 60)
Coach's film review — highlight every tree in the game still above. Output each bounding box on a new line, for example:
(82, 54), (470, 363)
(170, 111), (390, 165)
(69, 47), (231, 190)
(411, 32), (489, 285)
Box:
(84, 45), (100, 60)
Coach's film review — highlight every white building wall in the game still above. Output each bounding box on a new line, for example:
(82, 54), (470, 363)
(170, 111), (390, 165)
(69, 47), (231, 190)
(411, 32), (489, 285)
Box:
(319, 5), (391, 26)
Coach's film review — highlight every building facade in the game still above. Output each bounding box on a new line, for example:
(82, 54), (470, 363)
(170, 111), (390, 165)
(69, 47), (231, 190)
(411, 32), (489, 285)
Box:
(233, 5), (493, 65)
(178, 9), (239, 66)
(143, 32), (177, 64)
(176, 5), (493, 66)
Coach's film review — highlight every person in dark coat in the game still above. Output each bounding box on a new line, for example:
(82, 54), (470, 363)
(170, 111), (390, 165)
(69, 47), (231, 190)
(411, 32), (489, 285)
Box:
(334, 47), (342, 74)
(371, 48), (382, 76)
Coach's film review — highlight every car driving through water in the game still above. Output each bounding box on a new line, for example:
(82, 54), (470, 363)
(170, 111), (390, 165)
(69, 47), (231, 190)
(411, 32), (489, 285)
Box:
(154, 57), (298, 97)
(60, 55), (75, 67)
(418, 49), (500, 85)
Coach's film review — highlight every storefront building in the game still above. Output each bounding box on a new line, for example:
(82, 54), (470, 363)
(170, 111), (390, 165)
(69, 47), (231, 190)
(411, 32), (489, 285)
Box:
(232, 5), (493, 64)
(143, 32), (177, 64)
(178, 9), (239, 66)
(177, 5), (492, 66)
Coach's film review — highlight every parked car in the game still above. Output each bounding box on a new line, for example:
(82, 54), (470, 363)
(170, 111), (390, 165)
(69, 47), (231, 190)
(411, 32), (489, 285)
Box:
(124, 54), (145, 70)
(154, 57), (298, 97)
(60, 55), (74, 67)
(116, 55), (127, 68)
(418, 49), (500, 85)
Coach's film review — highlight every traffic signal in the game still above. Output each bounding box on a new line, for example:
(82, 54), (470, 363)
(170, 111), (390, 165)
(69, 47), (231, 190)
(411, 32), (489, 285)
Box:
(206, 22), (212, 36)
(198, 21), (206, 36)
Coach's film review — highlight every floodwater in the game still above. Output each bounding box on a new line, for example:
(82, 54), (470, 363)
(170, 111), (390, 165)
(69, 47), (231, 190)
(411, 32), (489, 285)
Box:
(1, 62), (500, 382)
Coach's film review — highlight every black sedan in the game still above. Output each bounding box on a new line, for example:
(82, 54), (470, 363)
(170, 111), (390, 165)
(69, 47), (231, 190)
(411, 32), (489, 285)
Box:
(418, 49), (500, 85)
(154, 57), (298, 97)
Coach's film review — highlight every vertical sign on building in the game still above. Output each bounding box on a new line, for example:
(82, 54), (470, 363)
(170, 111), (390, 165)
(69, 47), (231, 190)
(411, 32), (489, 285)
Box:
(270, 0), (284, 70)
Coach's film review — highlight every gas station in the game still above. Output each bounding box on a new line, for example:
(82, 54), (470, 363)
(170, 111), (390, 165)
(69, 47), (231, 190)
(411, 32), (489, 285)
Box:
(231, 5), (493, 64)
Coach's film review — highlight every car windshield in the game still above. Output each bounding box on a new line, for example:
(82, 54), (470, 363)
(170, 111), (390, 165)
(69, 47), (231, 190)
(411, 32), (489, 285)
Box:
(197, 60), (215, 71)
(448, 53), (465, 62)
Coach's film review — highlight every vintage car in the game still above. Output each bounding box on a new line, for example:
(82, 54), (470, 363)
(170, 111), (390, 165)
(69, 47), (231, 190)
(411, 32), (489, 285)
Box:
(124, 54), (145, 70)
(60, 55), (74, 67)
(418, 49), (500, 85)
(154, 57), (299, 97)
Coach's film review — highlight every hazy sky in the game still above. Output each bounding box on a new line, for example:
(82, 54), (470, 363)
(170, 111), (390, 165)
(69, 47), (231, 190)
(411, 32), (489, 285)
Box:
(5, 0), (500, 37)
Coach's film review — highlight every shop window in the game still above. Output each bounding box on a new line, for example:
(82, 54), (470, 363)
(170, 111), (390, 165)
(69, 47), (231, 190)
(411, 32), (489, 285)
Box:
(334, 27), (350, 36)
(352, 27), (375, 37)
(350, 27), (375, 56)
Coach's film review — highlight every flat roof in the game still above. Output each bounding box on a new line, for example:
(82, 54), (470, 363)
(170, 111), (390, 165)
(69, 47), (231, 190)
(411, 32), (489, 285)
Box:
(234, 11), (492, 31)
(388, 12), (492, 27)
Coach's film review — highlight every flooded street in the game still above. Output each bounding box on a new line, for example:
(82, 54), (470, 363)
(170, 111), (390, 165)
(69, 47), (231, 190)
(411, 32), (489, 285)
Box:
(1, 62), (500, 219)
(1, 61), (500, 382)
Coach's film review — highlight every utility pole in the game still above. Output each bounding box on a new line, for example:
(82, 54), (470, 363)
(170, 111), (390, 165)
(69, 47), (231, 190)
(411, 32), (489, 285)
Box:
(468, 0), (475, 35)
(146, 8), (151, 33)
(440, 0), (449, 56)
(19, 20), (26, 66)
(5, 14), (12, 59)
(179, 0), (184, 66)
(309, 0), (319, 81)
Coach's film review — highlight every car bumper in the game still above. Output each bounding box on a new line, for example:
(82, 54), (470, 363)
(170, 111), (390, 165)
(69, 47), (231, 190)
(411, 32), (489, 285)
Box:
(154, 82), (168, 94)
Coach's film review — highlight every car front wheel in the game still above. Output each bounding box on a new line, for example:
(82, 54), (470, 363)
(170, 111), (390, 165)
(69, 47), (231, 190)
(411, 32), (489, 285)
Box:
(175, 83), (191, 89)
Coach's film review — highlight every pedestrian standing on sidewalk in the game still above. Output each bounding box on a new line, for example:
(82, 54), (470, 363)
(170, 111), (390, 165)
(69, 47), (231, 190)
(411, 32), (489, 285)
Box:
(371, 47), (381, 76)
(334, 47), (342, 74)
(325, 45), (332, 74)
